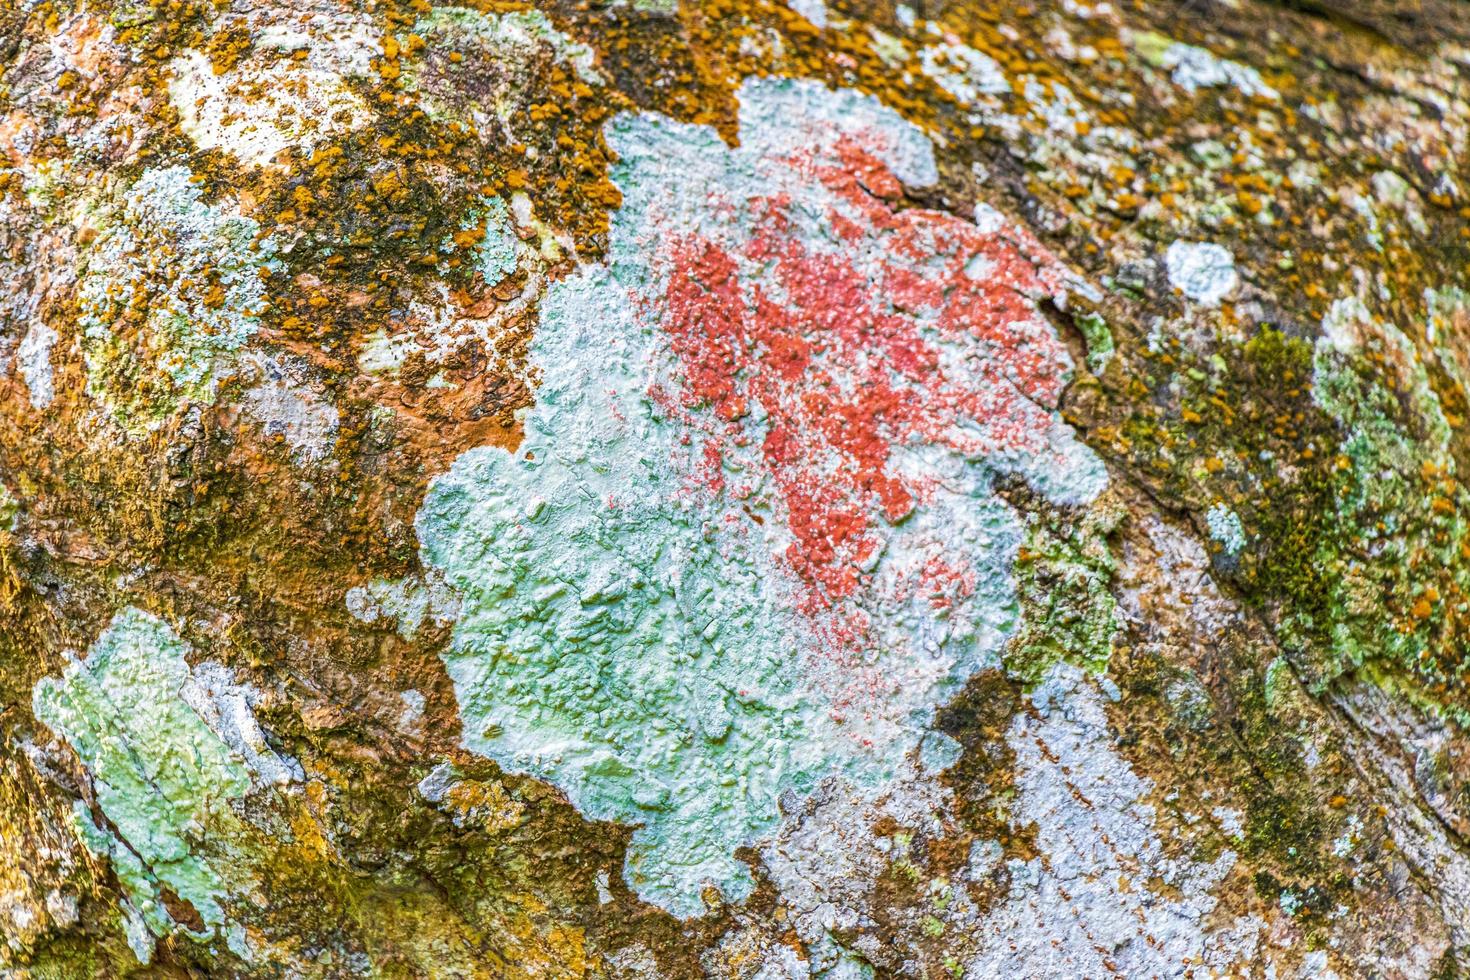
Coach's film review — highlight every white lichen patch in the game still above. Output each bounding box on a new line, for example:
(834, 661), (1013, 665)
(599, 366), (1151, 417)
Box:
(344, 573), (460, 638)
(180, 661), (303, 789)
(790, 0), (828, 28)
(1213, 806), (1245, 839)
(759, 765), (960, 977)
(1132, 31), (1278, 100)
(31, 608), (290, 954)
(412, 77), (1105, 917)
(920, 41), (1009, 104)
(76, 166), (281, 429)
(444, 7), (604, 85)
(15, 321), (57, 409)
(965, 663), (1252, 975)
(1021, 76), (1092, 135)
(168, 49), (370, 168)
(1165, 240), (1238, 306)
(356, 328), (417, 376)
(250, 8), (380, 76)
(1206, 502), (1247, 557)
(1164, 43), (1277, 99)
(1371, 170), (1429, 236)
(240, 354), (340, 462)
(398, 689), (426, 729)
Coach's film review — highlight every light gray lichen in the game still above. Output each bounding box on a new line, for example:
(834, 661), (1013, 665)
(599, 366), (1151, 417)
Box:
(75, 166), (282, 428)
(16, 321), (57, 410)
(1165, 240), (1239, 306)
(1206, 502), (1247, 557)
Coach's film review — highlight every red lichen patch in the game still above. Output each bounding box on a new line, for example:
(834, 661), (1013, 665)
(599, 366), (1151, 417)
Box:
(657, 136), (1070, 584)
(637, 125), (1084, 723)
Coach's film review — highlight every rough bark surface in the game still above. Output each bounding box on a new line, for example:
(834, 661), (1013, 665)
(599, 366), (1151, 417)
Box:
(4, 0), (1470, 976)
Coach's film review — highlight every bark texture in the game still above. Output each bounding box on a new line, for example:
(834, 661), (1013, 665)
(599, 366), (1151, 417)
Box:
(4, 0), (1470, 976)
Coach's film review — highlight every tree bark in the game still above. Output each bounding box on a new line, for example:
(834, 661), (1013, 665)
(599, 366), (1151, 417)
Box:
(4, 0), (1470, 975)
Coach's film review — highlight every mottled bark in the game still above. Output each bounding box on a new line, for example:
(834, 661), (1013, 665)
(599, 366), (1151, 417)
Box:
(4, 0), (1470, 976)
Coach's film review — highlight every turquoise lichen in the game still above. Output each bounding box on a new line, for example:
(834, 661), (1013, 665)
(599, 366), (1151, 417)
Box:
(470, 197), (517, 284)
(32, 607), (250, 946)
(1205, 502), (1246, 557)
(416, 249), (862, 912)
(414, 78), (1107, 917)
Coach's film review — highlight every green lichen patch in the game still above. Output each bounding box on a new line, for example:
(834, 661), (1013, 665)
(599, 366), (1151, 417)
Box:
(1076, 297), (1470, 713)
(1288, 298), (1470, 697)
(31, 607), (251, 953)
(1002, 485), (1124, 686)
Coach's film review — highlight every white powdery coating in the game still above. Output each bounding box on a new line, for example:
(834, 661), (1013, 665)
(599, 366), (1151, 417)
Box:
(965, 663), (1252, 976)
(1213, 806), (1245, 839)
(1161, 42), (1278, 100)
(398, 690), (426, 729)
(1021, 75), (1092, 135)
(168, 49), (370, 168)
(759, 763), (964, 977)
(181, 662), (303, 788)
(1206, 502), (1247, 557)
(344, 574), (460, 638)
(1165, 240), (1238, 306)
(250, 8), (380, 76)
(16, 321), (57, 409)
(920, 42), (1010, 104)
(788, 0), (828, 28)
(356, 329), (416, 376)
(240, 356), (340, 462)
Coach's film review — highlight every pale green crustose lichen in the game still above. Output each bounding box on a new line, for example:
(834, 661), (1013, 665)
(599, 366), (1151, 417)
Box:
(32, 608), (259, 956)
(413, 78), (1108, 917)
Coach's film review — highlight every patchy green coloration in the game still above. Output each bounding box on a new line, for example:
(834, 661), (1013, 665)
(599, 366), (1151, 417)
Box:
(416, 323), (828, 916)
(32, 608), (251, 952)
(1301, 297), (1470, 693)
(1006, 495), (1122, 685)
(76, 166), (280, 429)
